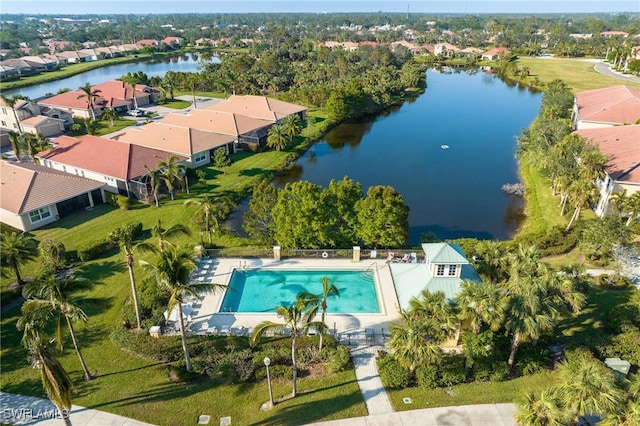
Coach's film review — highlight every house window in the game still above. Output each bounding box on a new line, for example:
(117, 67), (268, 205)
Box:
(1, 121), (5, 127)
(448, 265), (457, 276)
(436, 264), (445, 276)
(194, 151), (207, 163)
(29, 206), (52, 224)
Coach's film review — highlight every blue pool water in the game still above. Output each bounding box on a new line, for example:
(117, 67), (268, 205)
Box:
(220, 269), (380, 313)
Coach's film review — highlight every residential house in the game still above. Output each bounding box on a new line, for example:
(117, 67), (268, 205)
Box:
(162, 37), (184, 47)
(136, 39), (160, 48)
(48, 40), (72, 53)
(0, 65), (19, 81)
(389, 242), (481, 346)
(391, 40), (423, 55)
(459, 47), (483, 58)
(1, 97), (70, 137)
(0, 160), (106, 231)
(575, 125), (640, 218)
(36, 135), (185, 200)
(207, 95), (307, 123)
(77, 48), (104, 62)
(601, 31), (629, 38)
(0, 59), (38, 76)
(434, 42), (460, 58)
(21, 56), (58, 72)
(572, 85), (640, 130)
(111, 120), (235, 168)
(481, 47), (511, 60)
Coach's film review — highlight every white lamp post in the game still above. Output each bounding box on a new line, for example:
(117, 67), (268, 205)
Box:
(264, 357), (274, 408)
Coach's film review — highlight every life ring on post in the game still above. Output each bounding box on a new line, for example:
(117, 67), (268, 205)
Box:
(322, 251), (329, 259)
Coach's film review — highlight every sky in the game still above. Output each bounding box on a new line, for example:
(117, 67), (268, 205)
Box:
(1, 1), (638, 15)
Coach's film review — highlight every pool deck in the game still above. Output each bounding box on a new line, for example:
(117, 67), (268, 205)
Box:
(185, 257), (402, 337)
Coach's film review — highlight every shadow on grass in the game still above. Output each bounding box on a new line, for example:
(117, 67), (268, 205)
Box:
(559, 285), (633, 351)
(247, 386), (363, 426)
(76, 260), (125, 282)
(239, 168), (269, 178)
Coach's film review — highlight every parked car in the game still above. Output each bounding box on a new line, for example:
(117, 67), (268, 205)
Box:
(127, 109), (143, 117)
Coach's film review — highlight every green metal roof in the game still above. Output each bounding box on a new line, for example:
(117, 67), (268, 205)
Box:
(421, 243), (470, 265)
(390, 259), (480, 311)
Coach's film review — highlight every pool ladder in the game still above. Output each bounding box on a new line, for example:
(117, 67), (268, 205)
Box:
(359, 262), (377, 280)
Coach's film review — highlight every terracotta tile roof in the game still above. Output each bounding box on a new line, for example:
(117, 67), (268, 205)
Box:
(20, 115), (62, 126)
(39, 90), (100, 111)
(36, 135), (180, 180)
(162, 109), (271, 137)
(207, 95), (306, 122)
(575, 85), (640, 125)
(483, 47), (511, 56)
(1, 160), (104, 214)
(575, 124), (640, 183)
(112, 122), (228, 157)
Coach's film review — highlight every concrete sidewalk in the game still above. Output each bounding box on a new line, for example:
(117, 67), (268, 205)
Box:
(0, 392), (154, 426)
(305, 403), (518, 426)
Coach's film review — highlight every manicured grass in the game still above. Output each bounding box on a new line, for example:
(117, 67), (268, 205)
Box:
(516, 158), (567, 237)
(158, 99), (191, 109)
(516, 57), (640, 92)
(387, 371), (558, 410)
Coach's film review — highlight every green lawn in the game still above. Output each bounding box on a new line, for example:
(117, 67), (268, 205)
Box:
(388, 371), (558, 410)
(516, 57), (640, 92)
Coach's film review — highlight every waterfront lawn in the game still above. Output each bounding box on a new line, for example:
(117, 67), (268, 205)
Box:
(516, 57), (640, 92)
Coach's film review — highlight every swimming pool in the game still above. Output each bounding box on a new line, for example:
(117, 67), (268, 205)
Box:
(219, 269), (380, 313)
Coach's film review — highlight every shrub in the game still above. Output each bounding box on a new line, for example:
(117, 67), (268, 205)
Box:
(327, 345), (351, 373)
(416, 364), (439, 389)
(438, 356), (466, 386)
(108, 193), (132, 210)
(601, 325), (640, 366)
(377, 355), (410, 388)
(78, 239), (116, 261)
(516, 344), (548, 376)
(606, 303), (640, 334)
(254, 364), (291, 381)
(39, 238), (66, 272)
(598, 274), (632, 290)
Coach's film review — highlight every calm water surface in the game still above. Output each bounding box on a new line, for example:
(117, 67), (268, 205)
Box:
(5, 53), (205, 100)
(275, 68), (542, 243)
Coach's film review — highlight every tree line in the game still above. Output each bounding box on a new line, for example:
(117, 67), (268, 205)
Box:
(242, 177), (409, 249)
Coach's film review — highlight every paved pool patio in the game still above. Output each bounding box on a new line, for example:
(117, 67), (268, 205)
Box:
(184, 257), (403, 338)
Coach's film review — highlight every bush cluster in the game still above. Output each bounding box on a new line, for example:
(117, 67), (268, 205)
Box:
(377, 352), (410, 388)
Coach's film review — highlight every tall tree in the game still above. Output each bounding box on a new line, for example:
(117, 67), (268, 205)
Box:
(144, 166), (162, 207)
(516, 389), (568, 426)
(250, 296), (326, 398)
(298, 276), (340, 352)
(456, 279), (507, 335)
(281, 114), (304, 142)
(140, 243), (223, 372)
(109, 224), (142, 331)
(157, 155), (185, 201)
(325, 176), (362, 247)
(0, 231), (38, 287)
(148, 219), (190, 253)
(387, 310), (445, 374)
(355, 185), (409, 248)
(120, 74), (139, 110)
(76, 83), (102, 121)
(184, 196), (218, 244)
(22, 276), (94, 381)
(243, 180), (278, 245)
(7, 130), (23, 161)
(266, 124), (289, 152)
(25, 334), (74, 426)
(100, 108), (118, 127)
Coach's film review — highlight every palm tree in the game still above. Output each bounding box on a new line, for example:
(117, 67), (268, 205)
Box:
(100, 108), (119, 127)
(250, 296), (326, 398)
(516, 389), (568, 426)
(625, 192), (640, 227)
(109, 225), (142, 331)
(456, 279), (507, 335)
(76, 83), (102, 121)
(565, 178), (598, 231)
(184, 195), (217, 244)
(7, 130), (23, 161)
(22, 276), (94, 381)
(162, 71), (177, 100)
(144, 219), (191, 253)
(266, 124), (289, 152)
(157, 155), (185, 201)
(281, 114), (303, 142)
(557, 350), (626, 424)
(140, 243), (224, 372)
(120, 74), (139, 110)
(387, 310), (444, 375)
(0, 231), (38, 287)
(408, 290), (458, 336)
(298, 275), (340, 351)
(144, 166), (162, 207)
(26, 334), (74, 426)
(186, 73), (199, 109)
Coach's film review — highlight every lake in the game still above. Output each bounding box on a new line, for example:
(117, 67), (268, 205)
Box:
(3, 53), (206, 100)
(271, 67), (542, 244)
